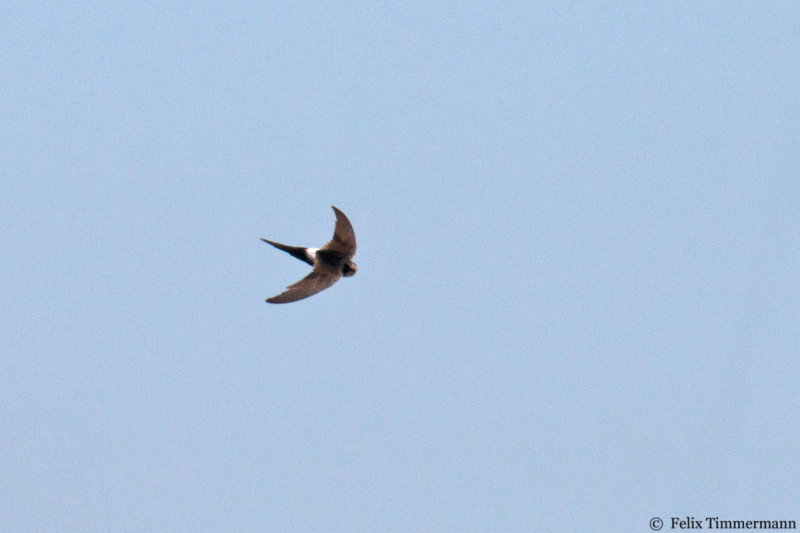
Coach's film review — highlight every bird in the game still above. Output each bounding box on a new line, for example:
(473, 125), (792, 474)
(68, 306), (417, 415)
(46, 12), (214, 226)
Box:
(261, 206), (357, 304)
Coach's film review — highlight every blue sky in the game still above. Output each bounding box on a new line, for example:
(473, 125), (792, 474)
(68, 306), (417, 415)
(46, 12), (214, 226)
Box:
(2, 2), (799, 531)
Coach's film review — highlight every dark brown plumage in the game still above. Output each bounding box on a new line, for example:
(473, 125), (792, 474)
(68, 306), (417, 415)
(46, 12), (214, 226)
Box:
(261, 206), (357, 304)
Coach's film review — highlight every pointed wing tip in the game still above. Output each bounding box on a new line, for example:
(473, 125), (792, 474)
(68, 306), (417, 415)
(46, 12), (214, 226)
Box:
(265, 294), (306, 304)
(326, 206), (356, 255)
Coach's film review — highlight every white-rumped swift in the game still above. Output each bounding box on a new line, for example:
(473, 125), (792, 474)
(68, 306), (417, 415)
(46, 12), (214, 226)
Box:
(261, 206), (357, 304)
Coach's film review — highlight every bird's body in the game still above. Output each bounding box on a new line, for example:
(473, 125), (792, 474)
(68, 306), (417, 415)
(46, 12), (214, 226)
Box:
(261, 206), (357, 304)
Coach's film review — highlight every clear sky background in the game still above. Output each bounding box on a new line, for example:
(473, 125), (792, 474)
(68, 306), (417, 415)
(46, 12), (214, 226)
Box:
(2, 3), (799, 531)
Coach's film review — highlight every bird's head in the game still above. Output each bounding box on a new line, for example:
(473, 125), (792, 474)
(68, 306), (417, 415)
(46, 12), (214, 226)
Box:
(343, 261), (358, 277)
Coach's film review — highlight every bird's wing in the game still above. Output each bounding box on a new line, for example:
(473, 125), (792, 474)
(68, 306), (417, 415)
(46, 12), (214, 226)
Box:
(266, 266), (342, 304)
(320, 206), (356, 257)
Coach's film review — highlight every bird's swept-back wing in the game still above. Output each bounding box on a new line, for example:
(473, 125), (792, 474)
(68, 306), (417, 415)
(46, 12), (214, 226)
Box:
(265, 268), (341, 304)
(321, 206), (356, 257)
